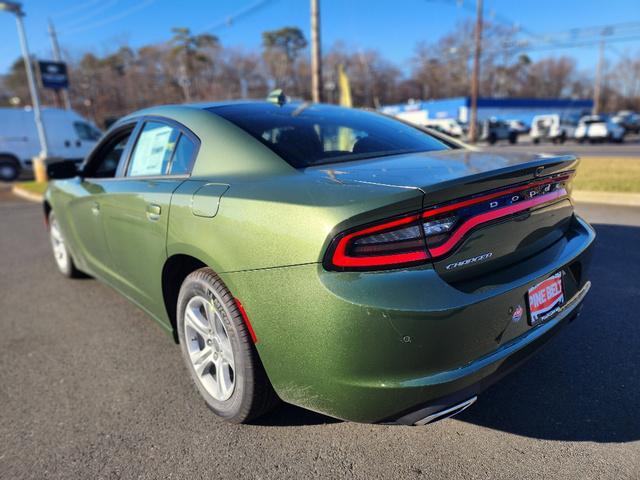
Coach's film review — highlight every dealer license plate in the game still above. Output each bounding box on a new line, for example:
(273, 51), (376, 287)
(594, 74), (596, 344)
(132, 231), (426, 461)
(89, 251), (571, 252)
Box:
(527, 272), (564, 326)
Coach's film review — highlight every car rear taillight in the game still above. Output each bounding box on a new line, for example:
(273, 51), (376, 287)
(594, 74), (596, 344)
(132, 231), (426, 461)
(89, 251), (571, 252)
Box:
(327, 214), (429, 270)
(324, 173), (572, 271)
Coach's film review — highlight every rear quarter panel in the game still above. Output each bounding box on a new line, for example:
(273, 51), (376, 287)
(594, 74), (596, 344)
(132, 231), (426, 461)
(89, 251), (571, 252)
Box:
(166, 174), (423, 273)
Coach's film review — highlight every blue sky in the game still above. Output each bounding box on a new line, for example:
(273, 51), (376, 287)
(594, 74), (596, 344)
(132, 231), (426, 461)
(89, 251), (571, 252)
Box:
(1, 0), (639, 76)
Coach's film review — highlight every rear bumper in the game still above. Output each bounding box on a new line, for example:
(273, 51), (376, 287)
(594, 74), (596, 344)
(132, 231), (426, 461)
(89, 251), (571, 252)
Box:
(390, 279), (590, 425)
(221, 215), (595, 423)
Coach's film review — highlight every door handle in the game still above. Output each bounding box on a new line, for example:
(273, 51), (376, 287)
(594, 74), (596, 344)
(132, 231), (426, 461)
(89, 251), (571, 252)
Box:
(146, 203), (161, 221)
(91, 202), (100, 215)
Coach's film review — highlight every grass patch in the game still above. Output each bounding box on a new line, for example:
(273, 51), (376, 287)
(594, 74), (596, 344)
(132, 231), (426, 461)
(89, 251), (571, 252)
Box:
(574, 157), (640, 193)
(15, 181), (48, 196)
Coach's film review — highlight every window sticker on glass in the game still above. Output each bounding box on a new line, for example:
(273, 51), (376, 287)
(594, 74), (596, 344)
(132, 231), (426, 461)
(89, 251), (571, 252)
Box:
(128, 123), (177, 177)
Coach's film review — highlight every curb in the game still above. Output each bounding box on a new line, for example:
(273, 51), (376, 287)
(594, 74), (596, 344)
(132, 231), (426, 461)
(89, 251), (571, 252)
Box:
(11, 186), (44, 203)
(573, 190), (640, 207)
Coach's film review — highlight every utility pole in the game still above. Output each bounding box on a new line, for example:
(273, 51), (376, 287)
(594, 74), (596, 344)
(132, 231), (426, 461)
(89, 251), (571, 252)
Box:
(468, 0), (483, 143)
(310, 0), (323, 103)
(1, 2), (49, 162)
(593, 38), (605, 115)
(48, 19), (71, 110)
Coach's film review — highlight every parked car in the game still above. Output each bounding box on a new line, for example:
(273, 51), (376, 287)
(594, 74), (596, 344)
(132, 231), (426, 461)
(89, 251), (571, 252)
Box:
(530, 114), (577, 144)
(575, 115), (625, 143)
(423, 118), (465, 138)
(611, 111), (640, 134)
(507, 119), (529, 135)
(0, 107), (102, 181)
(479, 118), (518, 144)
(44, 101), (594, 425)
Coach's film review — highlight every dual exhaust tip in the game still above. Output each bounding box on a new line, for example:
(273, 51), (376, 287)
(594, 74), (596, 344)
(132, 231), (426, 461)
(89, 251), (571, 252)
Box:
(414, 396), (478, 426)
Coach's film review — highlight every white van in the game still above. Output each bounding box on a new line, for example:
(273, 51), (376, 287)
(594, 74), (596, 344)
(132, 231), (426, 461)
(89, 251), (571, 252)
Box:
(0, 107), (102, 181)
(530, 114), (577, 144)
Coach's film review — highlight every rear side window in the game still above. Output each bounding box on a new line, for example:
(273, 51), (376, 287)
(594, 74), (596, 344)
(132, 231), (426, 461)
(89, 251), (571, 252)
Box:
(127, 122), (179, 177)
(169, 135), (196, 175)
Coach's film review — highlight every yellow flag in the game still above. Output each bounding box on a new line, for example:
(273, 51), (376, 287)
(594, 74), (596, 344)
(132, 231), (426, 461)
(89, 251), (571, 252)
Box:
(338, 64), (352, 108)
(337, 64), (353, 151)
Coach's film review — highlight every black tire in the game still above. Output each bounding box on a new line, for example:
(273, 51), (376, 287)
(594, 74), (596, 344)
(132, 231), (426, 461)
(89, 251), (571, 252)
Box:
(488, 133), (497, 145)
(508, 132), (517, 144)
(559, 132), (567, 144)
(532, 138), (540, 145)
(48, 211), (84, 278)
(0, 155), (21, 182)
(177, 267), (278, 423)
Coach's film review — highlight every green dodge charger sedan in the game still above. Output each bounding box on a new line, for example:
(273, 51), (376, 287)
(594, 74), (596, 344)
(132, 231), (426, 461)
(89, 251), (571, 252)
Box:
(44, 101), (594, 425)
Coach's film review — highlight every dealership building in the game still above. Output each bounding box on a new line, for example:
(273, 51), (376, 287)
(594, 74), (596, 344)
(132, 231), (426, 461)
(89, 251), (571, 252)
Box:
(380, 97), (593, 125)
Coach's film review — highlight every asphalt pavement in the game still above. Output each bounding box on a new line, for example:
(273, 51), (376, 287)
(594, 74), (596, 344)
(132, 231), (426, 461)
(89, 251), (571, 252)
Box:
(0, 193), (639, 479)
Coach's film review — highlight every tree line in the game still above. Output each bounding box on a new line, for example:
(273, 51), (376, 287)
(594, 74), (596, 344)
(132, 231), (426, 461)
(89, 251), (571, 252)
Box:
(2, 21), (640, 127)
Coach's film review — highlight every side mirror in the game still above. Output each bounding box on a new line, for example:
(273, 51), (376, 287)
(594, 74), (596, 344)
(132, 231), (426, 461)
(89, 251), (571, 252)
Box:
(47, 159), (81, 180)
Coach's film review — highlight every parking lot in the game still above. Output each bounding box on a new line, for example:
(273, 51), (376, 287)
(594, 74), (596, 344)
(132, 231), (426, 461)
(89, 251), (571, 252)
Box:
(482, 135), (640, 157)
(0, 186), (638, 479)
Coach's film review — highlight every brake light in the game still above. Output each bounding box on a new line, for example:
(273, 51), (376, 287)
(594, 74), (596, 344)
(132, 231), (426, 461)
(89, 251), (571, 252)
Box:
(325, 173), (572, 271)
(327, 214), (429, 270)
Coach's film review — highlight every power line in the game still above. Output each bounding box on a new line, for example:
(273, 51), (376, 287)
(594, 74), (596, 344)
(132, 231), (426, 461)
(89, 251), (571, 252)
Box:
(59, 0), (157, 36)
(424, 0), (640, 56)
(494, 33), (640, 56)
(198, 0), (276, 34)
(51, 0), (103, 19)
(57, 0), (121, 31)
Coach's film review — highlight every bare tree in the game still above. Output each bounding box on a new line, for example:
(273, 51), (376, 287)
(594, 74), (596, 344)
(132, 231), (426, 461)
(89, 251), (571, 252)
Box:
(170, 27), (219, 102)
(262, 27), (307, 95)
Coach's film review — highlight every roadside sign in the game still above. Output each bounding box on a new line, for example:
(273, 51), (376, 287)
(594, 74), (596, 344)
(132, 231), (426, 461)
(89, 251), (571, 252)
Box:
(38, 60), (69, 89)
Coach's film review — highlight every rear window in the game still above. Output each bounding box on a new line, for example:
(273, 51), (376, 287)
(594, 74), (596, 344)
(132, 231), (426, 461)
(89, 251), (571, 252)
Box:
(209, 103), (449, 168)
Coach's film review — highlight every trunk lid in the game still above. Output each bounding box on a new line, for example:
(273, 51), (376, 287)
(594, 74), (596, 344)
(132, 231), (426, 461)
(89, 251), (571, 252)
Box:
(312, 150), (578, 277)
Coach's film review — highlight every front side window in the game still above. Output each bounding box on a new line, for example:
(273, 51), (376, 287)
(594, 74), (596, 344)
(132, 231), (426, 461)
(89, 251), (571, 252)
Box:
(127, 122), (179, 177)
(84, 128), (133, 178)
(209, 103), (449, 168)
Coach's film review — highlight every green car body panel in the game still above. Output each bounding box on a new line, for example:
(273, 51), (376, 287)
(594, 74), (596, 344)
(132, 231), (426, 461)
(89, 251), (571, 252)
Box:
(45, 102), (595, 423)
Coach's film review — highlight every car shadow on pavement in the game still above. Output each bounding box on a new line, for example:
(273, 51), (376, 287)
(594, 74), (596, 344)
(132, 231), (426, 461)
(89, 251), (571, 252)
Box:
(456, 223), (640, 443)
(254, 403), (341, 426)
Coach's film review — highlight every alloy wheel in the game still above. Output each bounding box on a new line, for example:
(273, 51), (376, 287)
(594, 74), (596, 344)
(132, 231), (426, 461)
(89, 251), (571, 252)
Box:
(184, 295), (236, 401)
(49, 217), (69, 272)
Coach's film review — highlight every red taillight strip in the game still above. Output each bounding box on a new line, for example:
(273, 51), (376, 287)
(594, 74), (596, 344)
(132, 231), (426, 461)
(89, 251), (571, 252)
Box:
(422, 175), (571, 220)
(234, 298), (258, 343)
(331, 213), (428, 268)
(428, 188), (567, 258)
(328, 174), (572, 270)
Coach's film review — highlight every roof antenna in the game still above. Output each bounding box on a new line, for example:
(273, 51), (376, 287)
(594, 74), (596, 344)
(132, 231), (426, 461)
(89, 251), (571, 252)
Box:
(266, 89), (287, 106)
